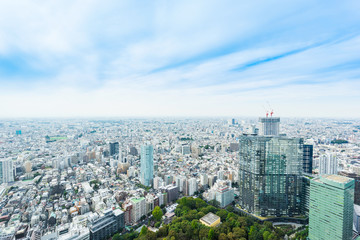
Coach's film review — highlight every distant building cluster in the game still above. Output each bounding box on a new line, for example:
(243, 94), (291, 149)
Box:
(0, 115), (359, 239)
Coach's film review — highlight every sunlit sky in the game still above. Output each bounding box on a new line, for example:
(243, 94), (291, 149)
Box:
(0, 1), (360, 118)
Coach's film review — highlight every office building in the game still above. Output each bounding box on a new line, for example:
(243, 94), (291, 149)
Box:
(216, 185), (234, 208)
(109, 142), (119, 156)
(338, 170), (360, 205)
(140, 144), (154, 186)
(259, 117), (280, 136)
(88, 209), (124, 240)
(308, 175), (354, 240)
(165, 185), (179, 203)
(0, 159), (14, 184)
(238, 135), (303, 217)
(303, 144), (313, 174)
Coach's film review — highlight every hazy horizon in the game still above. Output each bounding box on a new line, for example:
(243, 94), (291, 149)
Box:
(1, 1), (360, 118)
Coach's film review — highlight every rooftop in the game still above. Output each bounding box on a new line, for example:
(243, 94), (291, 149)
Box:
(200, 212), (220, 225)
(322, 174), (353, 184)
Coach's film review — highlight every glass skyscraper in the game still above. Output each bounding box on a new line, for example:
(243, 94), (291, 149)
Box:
(238, 135), (303, 217)
(140, 144), (154, 187)
(308, 175), (354, 240)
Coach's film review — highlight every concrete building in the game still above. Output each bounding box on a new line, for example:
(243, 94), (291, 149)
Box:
(181, 145), (191, 155)
(88, 209), (124, 240)
(185, 178), (197, 196)
(130, 197), (145, 223)
(165, 185), (179, 203)
(0, 158), (14, 184)
(308, 175), (354, 240)
(140, 144), (154, 186)
(319, 153), (338, 175)
(200, 174), (208, 187)
(216, 185), (234, 208)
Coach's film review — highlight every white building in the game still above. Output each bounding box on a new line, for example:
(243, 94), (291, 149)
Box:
(0, 159), (14, 184)
(319, 153), (338, 175)
(130, 197), (146, 223)
(187, 178), (198, 196)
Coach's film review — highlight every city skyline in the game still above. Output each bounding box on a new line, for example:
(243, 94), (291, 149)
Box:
(0, 1), (360, 118)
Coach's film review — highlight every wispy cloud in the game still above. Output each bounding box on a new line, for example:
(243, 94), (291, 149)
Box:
(0, 0), (359, 117)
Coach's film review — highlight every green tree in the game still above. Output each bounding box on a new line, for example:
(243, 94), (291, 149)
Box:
(218, 233), (228, 240)
(112, 233), (121, 240)
(152, 206), (163, 221)
(263, 231), (270, 240)
(140, 226), (148, 236)
(208, 228), (215, 240)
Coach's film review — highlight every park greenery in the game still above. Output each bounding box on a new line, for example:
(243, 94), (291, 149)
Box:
(115, 197), (307, 240)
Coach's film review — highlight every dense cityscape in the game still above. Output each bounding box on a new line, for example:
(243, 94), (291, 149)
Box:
(1, 1), (359, 240)
(0, 116), (359, 240)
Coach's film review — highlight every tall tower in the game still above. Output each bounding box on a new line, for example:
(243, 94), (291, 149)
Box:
(109, 142), (119, 156)
(0, 159), (14, 184)
(303, 144), (313, 174)
(238, 135), (304, 217)
(140, 144), (154, 187)
(259, 117), (280, 136)
(308, 175), (354, 240)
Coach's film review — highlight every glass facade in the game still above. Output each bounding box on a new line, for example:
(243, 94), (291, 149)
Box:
(238, 135), (303, 217)
(140, 144), (154, 186)
(303, 144), (313, 174)
(308, 175), (354, 240)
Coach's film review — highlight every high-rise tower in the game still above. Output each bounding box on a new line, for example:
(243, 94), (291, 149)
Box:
(0, 159), (14, 184)
(238, 135), (304, 217)
(109, 142), (119, 156)
(140, 144), (154, 187)
(259, 117), (280, 136)
(308, 175), (354, 240)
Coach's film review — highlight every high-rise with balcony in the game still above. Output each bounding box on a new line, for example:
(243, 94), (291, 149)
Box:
(140, 144), (154, 186)
(0, 159), (14, 184)
(308, 175), (354, 240)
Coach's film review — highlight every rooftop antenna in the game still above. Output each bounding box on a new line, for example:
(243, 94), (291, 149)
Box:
(263, 105), (269, 117)
(267, 101), (274, 117)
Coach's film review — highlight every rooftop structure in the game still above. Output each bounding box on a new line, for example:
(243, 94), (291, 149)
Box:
(200, 212), (221, 227)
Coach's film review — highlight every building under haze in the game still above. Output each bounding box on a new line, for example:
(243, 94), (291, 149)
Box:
(109, 142), (119, 156)
(0, 158), (14, 184)
(140, 144), (154, 186)
(318, 153), (338, 175)
(238, 134), (303, 217)
(259, 117), (280, 136)
(308, 175), (354, 240)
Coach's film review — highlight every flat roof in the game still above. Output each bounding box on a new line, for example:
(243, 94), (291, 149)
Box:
(131, 197), (145, 203)
(322, 174), (352, 183)
(200, 212), (220, 225)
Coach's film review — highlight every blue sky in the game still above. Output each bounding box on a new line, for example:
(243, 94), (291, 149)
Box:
(0, 0), (359, 118)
